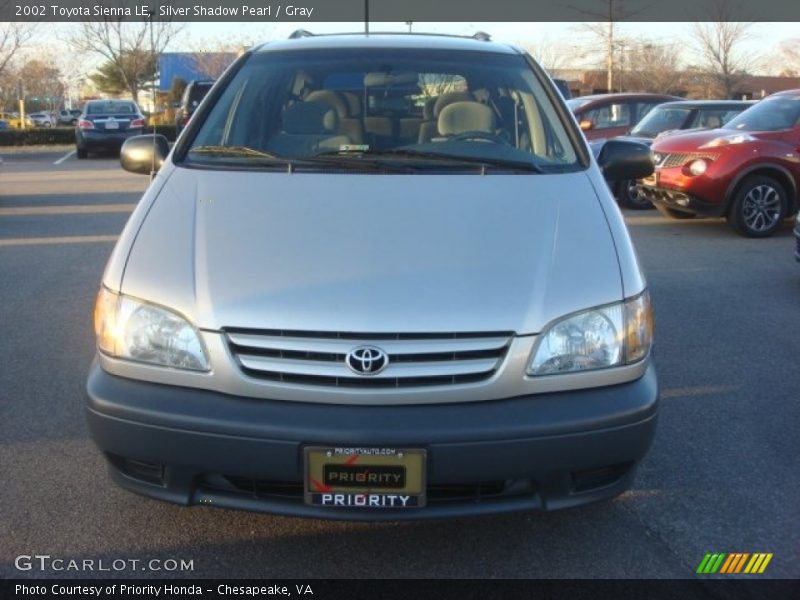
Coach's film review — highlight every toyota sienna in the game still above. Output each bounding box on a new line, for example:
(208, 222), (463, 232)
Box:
(87, 32), (658, 520)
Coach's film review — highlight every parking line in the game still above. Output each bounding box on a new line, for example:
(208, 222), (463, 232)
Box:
(53, 150), (76, 165)
(0, 235), (119, 247)
(0, 204), (136, 217)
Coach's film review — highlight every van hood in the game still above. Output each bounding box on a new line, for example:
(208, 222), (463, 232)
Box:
(121, 167), (623, 334)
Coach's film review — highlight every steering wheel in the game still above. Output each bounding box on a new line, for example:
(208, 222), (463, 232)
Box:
(447, 131), (511, 145)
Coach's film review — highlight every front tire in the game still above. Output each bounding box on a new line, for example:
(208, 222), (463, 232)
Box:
(616, 179), (653, 210)
(76, 147), (87, 159)
(655, 204), (695, 219)
(726, 175), (787, 238)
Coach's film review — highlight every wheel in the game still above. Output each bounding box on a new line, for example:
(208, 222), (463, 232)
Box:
(76, 147), (87, 159)
(447, 131), (511, 145)
(616, 179), (653, 210)
(655, 204), (696, 219)
(726, 175), (787, 238)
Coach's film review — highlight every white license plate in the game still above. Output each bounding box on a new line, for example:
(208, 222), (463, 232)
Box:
(104, 121), (119, 130)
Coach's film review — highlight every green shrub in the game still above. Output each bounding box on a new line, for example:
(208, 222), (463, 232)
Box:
(0, 125), (177, 146)
(0, 127), (75, 146)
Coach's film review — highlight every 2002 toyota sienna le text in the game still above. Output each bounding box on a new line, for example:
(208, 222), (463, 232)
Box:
(87, 33), (658, 520)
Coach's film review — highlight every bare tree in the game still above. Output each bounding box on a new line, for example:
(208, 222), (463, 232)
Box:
(575, 0), (642, 92)
(71, 20), (183, 103)
(623, 40), (685, 94)
(182, 36), (246, 80)
(0, 22), (34, 80)
(773, 38), (800, 77)
(693, 2), (757, 98)
(523, 40), (581, 75)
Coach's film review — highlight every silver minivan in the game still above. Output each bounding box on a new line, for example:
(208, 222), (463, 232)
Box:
(88, 32), (657, 520)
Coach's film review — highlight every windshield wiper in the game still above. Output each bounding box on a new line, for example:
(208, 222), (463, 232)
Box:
(314, 148), (543, 173)
(189, 145), (411, 173)
(189, 145), (287, 160)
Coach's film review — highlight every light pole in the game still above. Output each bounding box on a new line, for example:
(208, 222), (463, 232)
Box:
(406, 21), (413, 33)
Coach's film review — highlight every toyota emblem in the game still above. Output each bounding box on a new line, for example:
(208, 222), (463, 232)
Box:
(345, 346), (389, 375)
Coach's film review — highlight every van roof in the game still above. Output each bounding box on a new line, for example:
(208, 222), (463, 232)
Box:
(254, 32), (519, 56)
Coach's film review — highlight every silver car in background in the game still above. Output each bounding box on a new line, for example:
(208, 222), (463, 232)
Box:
(88, 32), (657, 520)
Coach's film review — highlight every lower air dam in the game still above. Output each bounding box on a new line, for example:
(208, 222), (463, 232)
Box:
(316, 493), (415, 507)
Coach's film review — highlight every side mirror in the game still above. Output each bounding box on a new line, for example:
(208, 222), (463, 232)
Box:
(579, 119), (594, 131)
(597, 139), (654, 182)
(120, 135), (170, 176)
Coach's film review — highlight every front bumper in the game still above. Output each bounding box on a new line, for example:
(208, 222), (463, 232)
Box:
(76, 129), (143, 150)
(86, 361), (659, 520)
(638, 184), (726, 217)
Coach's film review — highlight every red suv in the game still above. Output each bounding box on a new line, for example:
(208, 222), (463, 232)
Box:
(640, 90), (800, 237)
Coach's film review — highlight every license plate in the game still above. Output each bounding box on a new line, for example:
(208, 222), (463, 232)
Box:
(104, 120), (119, 130)
(641, 171), (659, 187)
(304, 447), (426, 508)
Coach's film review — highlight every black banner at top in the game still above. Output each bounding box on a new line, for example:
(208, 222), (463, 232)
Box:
(3, 0), (800, 22)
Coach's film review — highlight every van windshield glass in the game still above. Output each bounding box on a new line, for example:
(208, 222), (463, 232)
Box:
(185, 48), (580, 171)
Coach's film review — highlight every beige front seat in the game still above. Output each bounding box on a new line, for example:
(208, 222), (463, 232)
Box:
(305, 90), (364, 144)
(418, 91), (475, 143)
(436, 101), (497, 139)
(267, 101), (350, 156)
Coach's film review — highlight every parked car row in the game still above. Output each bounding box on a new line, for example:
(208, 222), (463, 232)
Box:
(0, 108), (83, 129)
(0, 111), (35, 129)
(568, 89), (800, 238)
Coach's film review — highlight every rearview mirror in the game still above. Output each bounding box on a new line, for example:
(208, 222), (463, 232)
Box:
(597, 139), (654, 182)
(120, 135), (170, 176)
(579, 119), (594, 131)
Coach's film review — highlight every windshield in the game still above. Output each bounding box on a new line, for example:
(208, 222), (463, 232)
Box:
(723, 96), (800, 132)
(631, 106), (691, 137)
(566, 97), (593, 111)
(185, 48), (580, 171)
(86, 102), (136, 115)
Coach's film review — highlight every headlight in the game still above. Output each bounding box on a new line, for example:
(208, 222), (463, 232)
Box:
(686, 158), (709, 176)
(527, 291), (653, 376)
(93, 288), (209, 371)
(699, 133), (755, 148)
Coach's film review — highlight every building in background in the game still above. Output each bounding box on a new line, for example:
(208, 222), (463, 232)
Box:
(158, 52), (238, 91)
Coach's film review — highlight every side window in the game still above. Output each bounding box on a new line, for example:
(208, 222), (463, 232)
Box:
(692, 109), (732, 129)
(584, 102), (631, 129)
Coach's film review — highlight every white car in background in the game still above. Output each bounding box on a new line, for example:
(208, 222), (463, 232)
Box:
(28, 112), (54, 128)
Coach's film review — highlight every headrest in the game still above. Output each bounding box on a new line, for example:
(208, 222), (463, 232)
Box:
(282, 101), (338, 135)
(423, 97), (437, 120)
(341, 91), (362, 117)
(438, 101), (497, 136)
(305, 90), (349, 119)
(433, 91), (474, 117)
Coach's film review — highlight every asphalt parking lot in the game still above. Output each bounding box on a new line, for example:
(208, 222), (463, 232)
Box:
(0, 149), (798, 580)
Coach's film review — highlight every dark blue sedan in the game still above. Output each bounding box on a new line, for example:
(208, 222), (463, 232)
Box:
(75, 100), (146, 158)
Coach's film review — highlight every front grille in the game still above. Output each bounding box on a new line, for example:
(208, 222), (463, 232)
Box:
(204, 475), (524, 506)
(225, 329), (512, 388)
(638, 186), (690, 206)
(658, 152), (719, 168)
